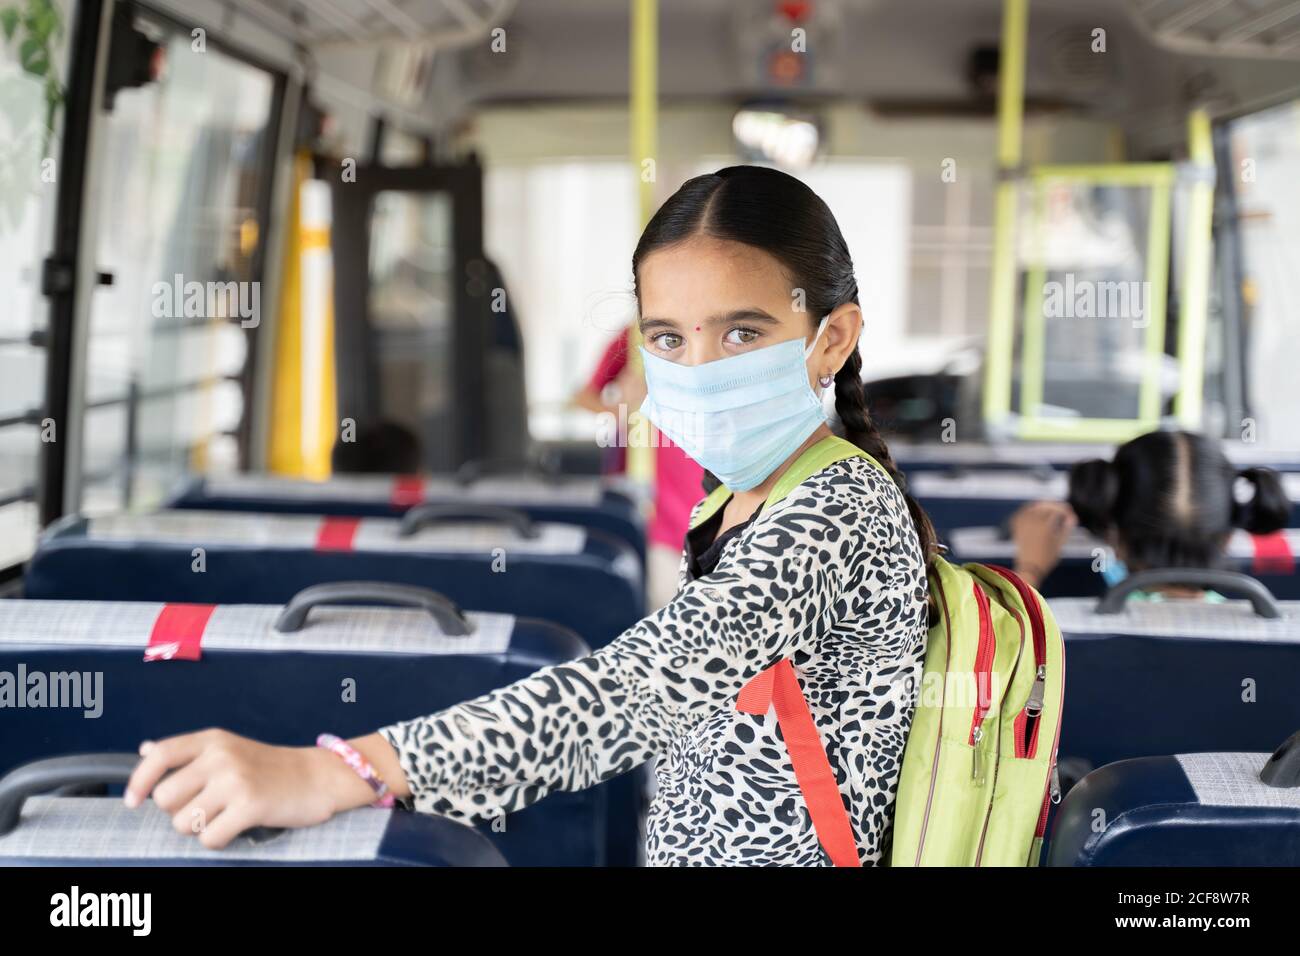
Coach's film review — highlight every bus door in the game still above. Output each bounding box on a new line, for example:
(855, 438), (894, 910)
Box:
(327, 158), (496, 473)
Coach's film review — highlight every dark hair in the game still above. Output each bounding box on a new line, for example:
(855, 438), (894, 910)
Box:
(1067, 430), (1289, 572)
(631, 165), (938, 572)
(331, 420), (423, 475)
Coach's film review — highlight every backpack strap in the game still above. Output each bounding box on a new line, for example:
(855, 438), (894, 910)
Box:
(726, 435), (893, 867)
(689, 484), (732, 532)
(737, 660), (861, 866)
(763, 433), (882, 505)
(690, 434), (885, 531)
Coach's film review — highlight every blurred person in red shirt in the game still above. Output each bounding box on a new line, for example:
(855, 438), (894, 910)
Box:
(573, 326), (705, 610)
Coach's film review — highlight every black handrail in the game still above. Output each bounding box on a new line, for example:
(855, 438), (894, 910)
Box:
(83, 375), (242, 412)
(0, 411), (39, 430)
(0, 486), (37, 509)
(1096, 568), (1282, 619)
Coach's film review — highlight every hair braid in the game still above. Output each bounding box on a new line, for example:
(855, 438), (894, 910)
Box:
(833, 348), (939, 568)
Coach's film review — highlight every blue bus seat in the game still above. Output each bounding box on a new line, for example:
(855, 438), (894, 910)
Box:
(25, 509), (644, 652)
(171, 473), (646, 560)
(0, 797), (505, 867)
(1050, 596), (1300, 781)
(0, 594), (609, 866)
(1047, 752), (1300, 866)
(911, 470), (1066, 539)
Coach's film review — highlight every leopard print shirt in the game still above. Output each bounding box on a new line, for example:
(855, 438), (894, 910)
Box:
(379, 456), (929, 865)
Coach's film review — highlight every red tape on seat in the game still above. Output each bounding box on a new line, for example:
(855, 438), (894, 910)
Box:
(1251, 532), (1294, 576)
(315, 516), (361, 551)
(391, 475), (425, 508)
(144, 604), (216, 662)
(736, 659), (861, 867)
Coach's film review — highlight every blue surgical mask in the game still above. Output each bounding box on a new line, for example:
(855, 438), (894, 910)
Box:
(1100, 555), (1128, 587)
(638, 317), (830, 492)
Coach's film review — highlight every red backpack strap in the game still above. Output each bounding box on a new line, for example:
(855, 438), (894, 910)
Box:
(737, 659), (861, 867)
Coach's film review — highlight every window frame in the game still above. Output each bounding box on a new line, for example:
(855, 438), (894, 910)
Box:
(33, 0), (288, 554)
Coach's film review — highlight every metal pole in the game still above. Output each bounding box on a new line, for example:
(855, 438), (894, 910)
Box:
(1175, 108), (1215, 427)
(39, 0), (113, 525)
(980, 0), (1029, 437)
(626, 0), (657, 486)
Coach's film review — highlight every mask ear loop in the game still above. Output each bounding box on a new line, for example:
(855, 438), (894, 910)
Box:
(803, 315), (831, 359)
(806, 315), (834, 392)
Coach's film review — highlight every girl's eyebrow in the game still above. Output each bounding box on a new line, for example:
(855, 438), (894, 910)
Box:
(709, 309), (781, 326)
(638, 316), (679, 334)
(638, 309), (781, 333)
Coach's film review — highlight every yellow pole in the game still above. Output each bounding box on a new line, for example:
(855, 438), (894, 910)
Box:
(626, 0), (657, 485)
(268, 153), (338, 478)
(1140, 178), (1174, 425)
(1175, 108), (1214, 427)
(631, 0), (658, 228)
(981, 0), (1029, 434)
(1017, 180), (1047, 425)
(268, 155), (308, 475)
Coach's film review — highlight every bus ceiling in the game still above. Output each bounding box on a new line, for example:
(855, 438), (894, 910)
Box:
(144, 0), (1300, 153)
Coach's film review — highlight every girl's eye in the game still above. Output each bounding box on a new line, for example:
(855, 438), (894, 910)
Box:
(652, 332), (683, 351)
(725, 326), (761, 347)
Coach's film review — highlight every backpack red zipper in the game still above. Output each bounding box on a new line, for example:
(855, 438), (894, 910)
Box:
(1033, 669), (1065, 849)
(988, 565), (1048, 759)
(985, 566), (1065, 856)
(998, 600), (1032, 759)
(1039, 632), (1065, 835)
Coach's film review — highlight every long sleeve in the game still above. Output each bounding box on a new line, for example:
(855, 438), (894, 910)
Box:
(379, 461), (903, 825)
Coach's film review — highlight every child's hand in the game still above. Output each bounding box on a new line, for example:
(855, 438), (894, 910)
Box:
(1010, 500), (1077, 588)
(124, 729), (377, 849)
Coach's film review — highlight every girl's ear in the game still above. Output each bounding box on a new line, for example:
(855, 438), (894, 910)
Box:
(819, 303), (863, 373)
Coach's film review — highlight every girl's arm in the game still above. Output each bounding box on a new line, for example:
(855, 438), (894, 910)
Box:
(126, 464), (904, 846)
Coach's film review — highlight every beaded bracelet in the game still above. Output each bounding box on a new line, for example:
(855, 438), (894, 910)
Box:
(316, 733), (395, 808)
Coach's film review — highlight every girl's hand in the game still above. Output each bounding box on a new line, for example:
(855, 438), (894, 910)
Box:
(1010, 500), (1077, 589)
(124, 729), (378, 849)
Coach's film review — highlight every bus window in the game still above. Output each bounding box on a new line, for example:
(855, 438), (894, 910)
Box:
(908, 162), (993, 346)
(79, 13), (279, 515)
(1226, 99), (1300, 448)
(367, 189), (454, 466)
(0, 2), (71, 570)
(484, 159), (640, 444)
(1019, 175), (1167, 426)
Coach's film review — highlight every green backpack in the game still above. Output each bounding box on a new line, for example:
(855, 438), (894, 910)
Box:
(693, 435), (1065, 867)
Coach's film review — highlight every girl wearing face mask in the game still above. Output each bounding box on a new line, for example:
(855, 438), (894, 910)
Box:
(123, 166), (938, 866)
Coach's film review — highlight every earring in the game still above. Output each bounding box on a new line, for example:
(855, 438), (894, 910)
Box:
(818, 373), (834, 388)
